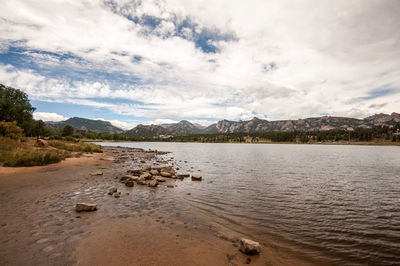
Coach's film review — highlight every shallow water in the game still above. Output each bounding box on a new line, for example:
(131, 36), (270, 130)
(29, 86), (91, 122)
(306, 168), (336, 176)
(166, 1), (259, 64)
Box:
(97, 142), (400, 265)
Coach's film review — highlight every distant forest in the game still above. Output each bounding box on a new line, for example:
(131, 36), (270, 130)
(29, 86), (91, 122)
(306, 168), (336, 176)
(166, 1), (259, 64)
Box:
(75, 125), (400, 144)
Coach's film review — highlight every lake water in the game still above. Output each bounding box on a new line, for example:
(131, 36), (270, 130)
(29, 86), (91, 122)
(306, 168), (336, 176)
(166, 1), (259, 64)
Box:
(97, 142), (400, 265)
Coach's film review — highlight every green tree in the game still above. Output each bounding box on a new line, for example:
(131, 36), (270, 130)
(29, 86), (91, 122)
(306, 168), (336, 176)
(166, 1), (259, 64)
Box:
(62, 125), (74, 136)
(30, 120), (48, 139)
(0, 84), (35, 133)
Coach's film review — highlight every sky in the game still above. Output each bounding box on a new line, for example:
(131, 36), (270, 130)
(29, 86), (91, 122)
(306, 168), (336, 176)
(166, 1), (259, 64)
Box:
(0, 0), (399, 130)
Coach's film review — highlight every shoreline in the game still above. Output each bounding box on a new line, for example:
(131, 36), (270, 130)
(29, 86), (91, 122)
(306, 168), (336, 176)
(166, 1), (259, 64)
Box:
(0, 146), (324, 265)
(88, 139), (400, 147)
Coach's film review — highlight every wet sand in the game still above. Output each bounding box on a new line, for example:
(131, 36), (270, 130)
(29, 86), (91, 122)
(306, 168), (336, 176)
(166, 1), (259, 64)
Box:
(0, 147), (321, 265)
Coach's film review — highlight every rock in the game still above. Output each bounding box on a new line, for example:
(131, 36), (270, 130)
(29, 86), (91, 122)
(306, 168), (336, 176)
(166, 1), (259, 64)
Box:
(142, 165), (152, 171)
(148, 180), (158, 187)
(140, 160), (146, 163)
(90, 171), (103, 176)
(177, 174), (190, 178)
(75, 203), (97, 212)
(167, 185), (174, 188)
(114, 192), (121, 198)
(191, 174), (202, 181)
(36, 139), (48, 148)
(150, 169), (159, 175)
(140, 173), (153, 180)
(125, 180), (134, 187)
(120, 175), (131, 182)
(155, 176), (166, 182)
(160, 171), (172, 177)
(127, 169), (142, 176)
(108, 187), (117, 195)
(239, 238), (261, 255)
(137, 176), (146, 185)
(161, 166), (176, 174)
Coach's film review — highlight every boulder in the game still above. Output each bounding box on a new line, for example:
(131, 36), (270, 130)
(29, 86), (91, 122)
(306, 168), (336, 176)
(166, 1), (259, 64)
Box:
(140, 173), (153, 180)
(90, 171), (103, 176)
(148, 180), (158, 187)
(114, 192), (121, 198)
(239, 238), (261, 255)
(75, 203), (97, 212)
(191, 174), (202, 181)
(160, 172), (172, 177)
(142, 165), (152, 171)
(150, 169), (159, 175)
(36, 139), (48, 148)
(125, 180), (134, 187)
(108, 187), (117, 195)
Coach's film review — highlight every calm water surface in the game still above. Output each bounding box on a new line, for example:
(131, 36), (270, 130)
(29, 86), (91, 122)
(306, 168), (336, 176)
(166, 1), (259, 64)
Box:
(98, 142), (400, 265)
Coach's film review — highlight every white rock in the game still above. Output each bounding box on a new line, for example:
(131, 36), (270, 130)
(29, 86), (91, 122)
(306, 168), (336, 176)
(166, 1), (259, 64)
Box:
(239, 238), (261, 255)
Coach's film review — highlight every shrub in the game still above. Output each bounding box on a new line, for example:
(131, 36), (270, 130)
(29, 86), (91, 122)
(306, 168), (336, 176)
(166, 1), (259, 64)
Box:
(0, 137), (68, 167)
(48, 140), (102, 153)
(0, 120), (24, 139)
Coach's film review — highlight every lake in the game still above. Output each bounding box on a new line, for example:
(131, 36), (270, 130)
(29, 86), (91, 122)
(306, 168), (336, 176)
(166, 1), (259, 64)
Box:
(97, 142), (400, 265)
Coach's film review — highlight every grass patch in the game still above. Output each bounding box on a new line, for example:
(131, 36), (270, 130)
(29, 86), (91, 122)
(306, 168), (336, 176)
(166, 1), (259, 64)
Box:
(48, 140), (102, 153)
(0, 137), (68, 167)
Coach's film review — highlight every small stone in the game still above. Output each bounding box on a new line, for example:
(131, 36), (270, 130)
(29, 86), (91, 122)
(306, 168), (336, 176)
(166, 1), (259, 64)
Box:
(114, 192), (122, 198)
(108, 187), (117, 195)
(191, 174), (202, 181)
(127, 169), (142, 176)
(167, 185), (174, 188)
(148, 180), (158, 187)
(155, 176), (166, 182)
(160, 171), (172, 177)
(239, 238), (261, 255)
(125, 180), (134, 187)
(142, 165), (152, 171)
(75, 203), (97, 212)
(150, 169), (159, 175)
(136, 176), (146, 185)
(177, 174), (190, 178)
(90, 171), (103, 176)
(140, 173), (153, 180)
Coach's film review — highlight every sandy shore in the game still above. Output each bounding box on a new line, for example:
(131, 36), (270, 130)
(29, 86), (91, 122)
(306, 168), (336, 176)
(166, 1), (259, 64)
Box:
(0, 147), (322, 266)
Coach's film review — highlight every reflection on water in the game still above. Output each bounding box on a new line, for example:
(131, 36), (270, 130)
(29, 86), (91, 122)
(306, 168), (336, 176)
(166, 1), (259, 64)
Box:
(98, 142), (400, 265)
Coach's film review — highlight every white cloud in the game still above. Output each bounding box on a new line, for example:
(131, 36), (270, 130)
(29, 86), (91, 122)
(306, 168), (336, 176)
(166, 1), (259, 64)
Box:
(95, 118), (136, 130)
(33, 112), (67, 122)
(0, 0), (399, 122)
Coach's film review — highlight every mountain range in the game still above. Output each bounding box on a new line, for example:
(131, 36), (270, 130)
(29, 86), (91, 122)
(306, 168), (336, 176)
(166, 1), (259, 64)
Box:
(46, 113), (400, 137)
(47, 117), (124, 134)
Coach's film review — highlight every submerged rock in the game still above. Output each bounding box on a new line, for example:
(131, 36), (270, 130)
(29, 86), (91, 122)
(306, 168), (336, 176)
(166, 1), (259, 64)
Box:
(75, 203), (97, 212)
(239, 238), (261, 255)
(108, 187), (117, 195)
(191, 174), (202, 181)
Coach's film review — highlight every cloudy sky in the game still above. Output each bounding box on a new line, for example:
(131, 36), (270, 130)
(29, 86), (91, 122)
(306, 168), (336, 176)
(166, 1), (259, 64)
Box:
(1, 0), (399, 129)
